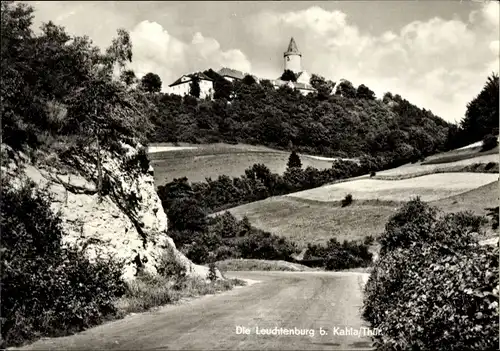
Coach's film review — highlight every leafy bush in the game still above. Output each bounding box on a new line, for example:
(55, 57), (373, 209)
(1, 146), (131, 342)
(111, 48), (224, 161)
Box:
(363, 235), (375, 246)
(341, 193), (353, 207)
(486, 207), (499, 230)
(364, 243), (498, 351)
(378, 197), (437, 255)
(303, 238), (372, 270)
(481, 134), (498, 151)
(363, 200), (499, 350)
(1, 179), (126, 347)
(156, 250), (187, 281)
(379, 198), (486, 256)
(207, 262), (218, 282)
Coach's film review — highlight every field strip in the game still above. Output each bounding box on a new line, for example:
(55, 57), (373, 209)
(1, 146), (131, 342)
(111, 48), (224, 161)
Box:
(376, 154), (498, 177)
(148, 146), (198, 153)
(373, 164), (498, 180)
(457, 141), (483, 150)
(279, 195), (404, 207)
(287, 173), (499, 203)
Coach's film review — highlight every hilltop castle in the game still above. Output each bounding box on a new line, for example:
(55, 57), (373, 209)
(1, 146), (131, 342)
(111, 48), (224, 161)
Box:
(168, 37), (316, 98)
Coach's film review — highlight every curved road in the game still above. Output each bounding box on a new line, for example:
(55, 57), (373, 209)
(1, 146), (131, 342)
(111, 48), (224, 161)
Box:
(18, 271), (374, 350)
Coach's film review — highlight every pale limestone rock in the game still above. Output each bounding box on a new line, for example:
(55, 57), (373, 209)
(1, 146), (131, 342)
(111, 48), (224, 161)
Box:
(3, 143), (213, 282)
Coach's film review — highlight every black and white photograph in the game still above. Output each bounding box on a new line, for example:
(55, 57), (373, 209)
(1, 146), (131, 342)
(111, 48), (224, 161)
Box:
(1, 0), (499, 350)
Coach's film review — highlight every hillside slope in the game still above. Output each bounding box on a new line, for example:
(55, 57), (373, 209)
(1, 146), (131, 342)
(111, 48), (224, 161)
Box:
(217, 150), (498, 246)
(148, 143), (353, 185)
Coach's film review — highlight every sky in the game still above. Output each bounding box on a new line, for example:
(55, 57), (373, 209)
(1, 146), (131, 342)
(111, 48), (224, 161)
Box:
(28, 1), (499, 123)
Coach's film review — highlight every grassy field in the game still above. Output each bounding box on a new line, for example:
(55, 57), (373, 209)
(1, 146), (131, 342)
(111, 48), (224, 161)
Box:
(216, 196), (401, 247)
(421, 143), (498, 165)
(215, 259), (317, 272)
(148, 142), (497, 186)
(148, 143), (356, 186)
(288, 173), (498, 203)
(374, 153), (498, 178)
(429, 180), (499, 214)
(219, 179), (498, 247)
(153, 142), (498, 248)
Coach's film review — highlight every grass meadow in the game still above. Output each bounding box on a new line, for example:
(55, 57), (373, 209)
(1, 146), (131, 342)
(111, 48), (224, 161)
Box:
(152, 142), (498, 248)
(148, 143), (355, 185)
(287, 173), (498, 203)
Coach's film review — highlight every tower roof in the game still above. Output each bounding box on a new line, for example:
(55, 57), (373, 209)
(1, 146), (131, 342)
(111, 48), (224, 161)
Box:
(285, 37), (301, 55)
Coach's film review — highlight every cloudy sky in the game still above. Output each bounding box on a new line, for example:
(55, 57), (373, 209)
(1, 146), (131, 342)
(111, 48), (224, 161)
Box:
(29, 1), (499, 123)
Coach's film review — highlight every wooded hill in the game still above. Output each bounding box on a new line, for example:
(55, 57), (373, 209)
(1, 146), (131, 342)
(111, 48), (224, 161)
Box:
(149, 75), (453, 165)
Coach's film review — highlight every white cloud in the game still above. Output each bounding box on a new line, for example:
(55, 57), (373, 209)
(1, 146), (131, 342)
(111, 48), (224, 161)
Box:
(246, 4), (499, 122)
(128, 21), (251, 91)
(490, 40), (499, 56)
(481, 1), (500, 28)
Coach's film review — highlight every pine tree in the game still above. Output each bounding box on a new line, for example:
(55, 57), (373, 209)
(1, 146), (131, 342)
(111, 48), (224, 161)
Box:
(287, 151), (302, 169)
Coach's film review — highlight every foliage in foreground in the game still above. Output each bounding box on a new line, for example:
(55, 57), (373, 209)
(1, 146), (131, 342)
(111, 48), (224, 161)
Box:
(1, 1), (152, 156)
(363, 198), (499, 350)
(0, 179), (126, 347)
(304, 237), (373, 270)
(0, 177), (246, 348)
(119, 272), (241, 315)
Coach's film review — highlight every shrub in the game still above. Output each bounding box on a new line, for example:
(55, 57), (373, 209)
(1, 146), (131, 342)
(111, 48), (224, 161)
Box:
(379, 199), (486, 256)
(370, 171), (376, 177)
(363, 199), (499, 350)
(303, 238), (372, 270)
(1, 179), (126, 347)
(156, 250), (187, 281)
(378, 197), (437, 255)
(486, 207), (499, 230)
(485, 161), (496, 171)
(208, 262), (218, 282)
(363, 235), (375, 246)
(363, 243), (499, 350)
(481, 134), (498, 151)
(341, 193), (353, 207)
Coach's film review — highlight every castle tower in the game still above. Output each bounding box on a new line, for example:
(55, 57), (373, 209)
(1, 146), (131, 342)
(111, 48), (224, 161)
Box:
(283, 37), (302, 74)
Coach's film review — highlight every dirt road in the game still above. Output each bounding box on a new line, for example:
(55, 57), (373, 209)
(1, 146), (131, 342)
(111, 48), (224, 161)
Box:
(18, 271), (374, 350)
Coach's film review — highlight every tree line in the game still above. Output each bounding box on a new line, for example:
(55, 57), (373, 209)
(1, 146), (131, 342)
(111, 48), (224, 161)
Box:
(157, 156), (373, 269)
(159, 152), (367, 214)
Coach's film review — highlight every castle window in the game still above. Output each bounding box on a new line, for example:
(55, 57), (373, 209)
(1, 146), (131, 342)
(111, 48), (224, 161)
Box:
(287, 57), (290, 61)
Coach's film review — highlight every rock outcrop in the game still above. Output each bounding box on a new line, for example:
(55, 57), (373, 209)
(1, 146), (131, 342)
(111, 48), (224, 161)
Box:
(2, 143), (211, 282)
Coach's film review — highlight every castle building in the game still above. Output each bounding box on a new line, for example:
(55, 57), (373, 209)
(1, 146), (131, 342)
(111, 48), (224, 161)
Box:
(284, 37), (302, 74)
(167, 72), (214, 99)
(272, 37), (314, 94)
(167, 37), (316, 97)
